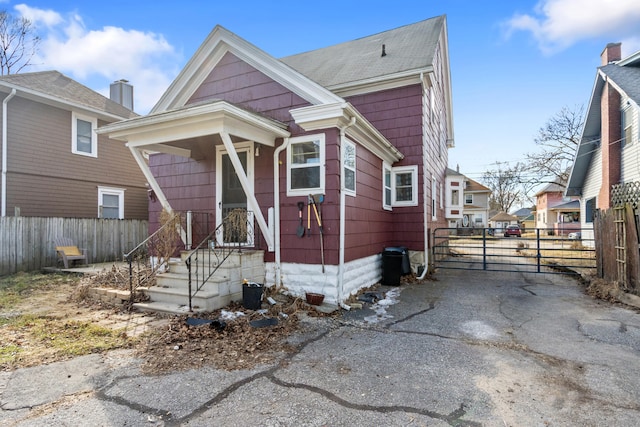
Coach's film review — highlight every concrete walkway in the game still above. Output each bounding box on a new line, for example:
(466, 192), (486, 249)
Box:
(1, 264), (639, 426)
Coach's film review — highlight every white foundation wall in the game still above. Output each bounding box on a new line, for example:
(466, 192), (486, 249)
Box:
(265, 254), (383, 305)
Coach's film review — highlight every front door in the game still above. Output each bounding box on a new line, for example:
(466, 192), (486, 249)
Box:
(216, 141), (254, 246)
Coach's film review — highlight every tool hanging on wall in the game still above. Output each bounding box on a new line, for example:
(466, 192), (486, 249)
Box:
(310, 194), (325, 273)
(296, 201), (305, 237)
(307, 195), (311, 237)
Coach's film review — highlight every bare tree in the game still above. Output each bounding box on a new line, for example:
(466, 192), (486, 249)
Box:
(0, 10), (40, 75)
(525, 105), (584, 188)
(483, 162), (532, 213)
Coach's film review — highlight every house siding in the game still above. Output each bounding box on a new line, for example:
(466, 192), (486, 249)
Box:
(3, 95), (147, 219)
(346, 85), (427, 251)
(621, 94), (640, 183)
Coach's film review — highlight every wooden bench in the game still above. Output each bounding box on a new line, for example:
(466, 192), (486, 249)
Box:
(55, 237), (88, 268)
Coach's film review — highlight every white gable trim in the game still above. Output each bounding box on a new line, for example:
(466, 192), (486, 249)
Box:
(153, 26), (342, 113)
(98, 100), (290, 147)
(290, 102), (403, 164)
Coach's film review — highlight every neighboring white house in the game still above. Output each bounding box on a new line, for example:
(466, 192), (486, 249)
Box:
(566, 43), (640, 246)
(445, 167), (491, 229)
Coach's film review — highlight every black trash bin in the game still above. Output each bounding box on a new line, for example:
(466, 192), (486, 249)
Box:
(242, 281), (263, 310)
(384, 246), (411, 275)
(381, 250), (403, 286)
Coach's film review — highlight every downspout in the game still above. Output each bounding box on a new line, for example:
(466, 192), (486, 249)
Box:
(1, 88), (17, 217)
(338, 116), (356, 309)
(417, 72), (430, 280)
(273, 137), (290, 287)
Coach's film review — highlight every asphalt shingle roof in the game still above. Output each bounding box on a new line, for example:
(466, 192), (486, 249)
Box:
(280, 16), (444, 88)
(0, 71), (136, 119)
(600, 63), (640, 105)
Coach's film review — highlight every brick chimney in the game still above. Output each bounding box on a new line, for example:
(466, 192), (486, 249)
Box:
(598, 43), (622, 209)
(601, 42), (621, 66)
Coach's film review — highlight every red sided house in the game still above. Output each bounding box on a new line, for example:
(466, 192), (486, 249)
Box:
(100, 16), (454, 309)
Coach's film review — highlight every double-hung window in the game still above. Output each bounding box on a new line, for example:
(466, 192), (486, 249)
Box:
(383, 164), (418, 208)
(98, 187), (124, 219)
(72, 112), (97, 157)
(287, 134), (325, 196)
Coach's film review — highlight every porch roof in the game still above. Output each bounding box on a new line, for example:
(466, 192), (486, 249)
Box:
(97, 99), (290, 158)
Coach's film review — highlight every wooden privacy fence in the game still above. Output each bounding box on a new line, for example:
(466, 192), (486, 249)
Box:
(0, 217), (148, 276)
(594, 204), (640, 293)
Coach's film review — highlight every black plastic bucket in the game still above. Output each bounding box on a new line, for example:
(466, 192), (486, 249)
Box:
(242, 282), (263, 310)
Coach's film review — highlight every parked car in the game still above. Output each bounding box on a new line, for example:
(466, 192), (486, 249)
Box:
(568, 231), (581, 240)
(504, 225), (521, 237)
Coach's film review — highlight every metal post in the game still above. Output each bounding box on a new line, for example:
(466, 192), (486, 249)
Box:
(536, 228), (541, 273)
(482, 228), (487, 270)
(187, 258), (192, 311)
(186, 211), (192, 250)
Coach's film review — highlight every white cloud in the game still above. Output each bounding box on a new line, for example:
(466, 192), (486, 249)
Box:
(17, 5), (180, 113)
(504, 0), (640, 54)
(14, 4), (62, 27)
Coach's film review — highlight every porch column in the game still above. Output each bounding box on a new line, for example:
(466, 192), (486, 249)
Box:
(220, 131), (274, 251)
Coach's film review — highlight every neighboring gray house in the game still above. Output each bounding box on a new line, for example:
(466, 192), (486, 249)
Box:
(567, 43), (640, 243)
(0, 72), (147, 219)
(445, 167), (491, 228)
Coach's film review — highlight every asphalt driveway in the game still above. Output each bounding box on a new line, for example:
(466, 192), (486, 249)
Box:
(1, 264), (639, 426)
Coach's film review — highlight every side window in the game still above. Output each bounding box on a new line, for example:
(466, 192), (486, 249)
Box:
(465, 193), (473, 204)
(72, 112), (97, 157)
(585, 197), (596, 224)
(392, 165), (418, 207)
(383, 163), (392, 210)
(287, 134), (325, 197)
(343, 139), (356, 196)
(98, 187), (124, 219)
(621, 104), (633, 148)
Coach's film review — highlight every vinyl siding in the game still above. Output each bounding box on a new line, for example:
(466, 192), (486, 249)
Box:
(3, 95), (147, 219)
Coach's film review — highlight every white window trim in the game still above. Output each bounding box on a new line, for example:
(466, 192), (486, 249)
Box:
(72, 112), (98, 157)
(286, 134), (325, 197)
(383, 163), (392, 211)
(465, 193), (473, 204)
(391, 165), (418, 207)
(98, 186), (125, 219)
(342, 138), (356, 197)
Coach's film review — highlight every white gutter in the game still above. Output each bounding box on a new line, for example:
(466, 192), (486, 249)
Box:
(1, 88), (17, 217)
(338, 116), (356, 310)
(273, 137), (290, 287)
(417, 72), (431, 280)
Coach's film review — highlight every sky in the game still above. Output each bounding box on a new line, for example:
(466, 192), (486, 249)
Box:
(6, 0), (640, 181)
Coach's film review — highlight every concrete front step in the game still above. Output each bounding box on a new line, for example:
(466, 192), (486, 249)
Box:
(134, 249), (265, 314)
(133, 301), (207, 315)
(143, 285), (224, 311)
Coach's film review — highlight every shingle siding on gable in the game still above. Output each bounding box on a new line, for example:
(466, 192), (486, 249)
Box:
(188, 52), (310, 126)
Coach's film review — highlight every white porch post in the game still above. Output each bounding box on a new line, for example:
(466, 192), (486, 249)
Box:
(129, 146), (187, 245)
(220, 131), (274, 250)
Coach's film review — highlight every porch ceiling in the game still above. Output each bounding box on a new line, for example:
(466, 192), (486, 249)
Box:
(98, 100), (290, 158)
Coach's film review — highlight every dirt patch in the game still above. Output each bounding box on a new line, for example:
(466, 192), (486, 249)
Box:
(0, 270), (337, 374)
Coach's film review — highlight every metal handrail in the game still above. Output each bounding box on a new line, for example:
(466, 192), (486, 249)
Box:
(185, 209), (256, 311)
(124, 212), (182, 302)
